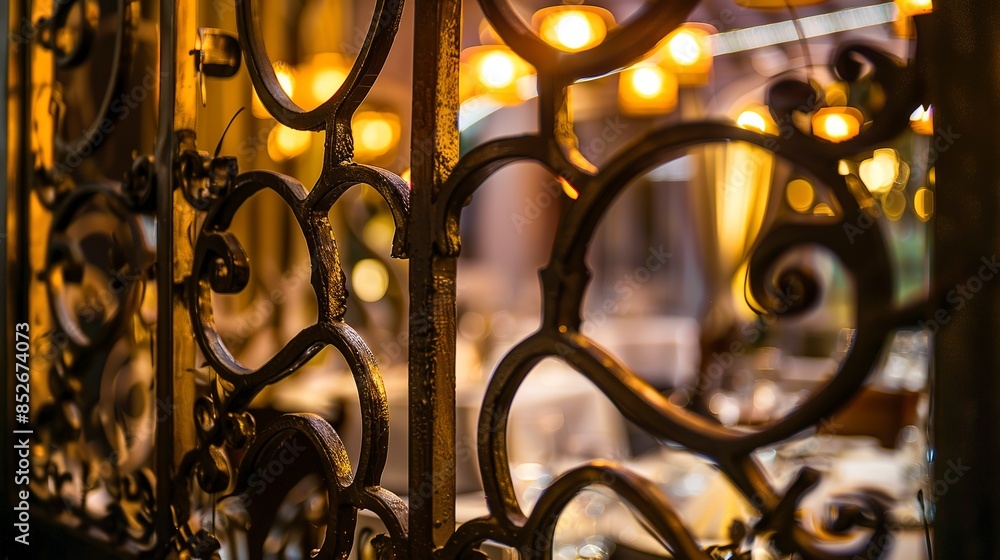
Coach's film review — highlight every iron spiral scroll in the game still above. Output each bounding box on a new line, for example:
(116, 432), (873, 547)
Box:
(176, 0), (410, 557)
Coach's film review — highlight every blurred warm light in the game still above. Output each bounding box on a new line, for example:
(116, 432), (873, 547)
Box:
(312, 67), (347, 101)
(708, 392), (726, 414)
(305, 53), (351, 107)
(533, 6), (613, 52)
(813, 203), (835, 216)
(461, 46), (532, 104)
(618, 64), (677, 115)
(896, 0), (932, 16)
(821, 114), (850, 138)
(275, 61), (295, 97)
(668, 31), (701, 66)
(632, 67), (665, 98)
(267, 124), (312, 161)
(459, 311), (488, 340)
(252, 61), (297, 118)
(559, 177), (579, 200)
(859, 148), (901, 195)
(914, 187), (934, 221)
(352, 259), (390, 303)
(479, 51), (516, 88)
(353, 111), (401, 161)
(458, 63), (479, 103)
(883, 190), (906, 220)
(657, 25), (713, 86)
(786, 179), (815, 213)
(753, 381), (778, 412)
(811, 107), (862, 142)
(362, 120), (393, 152)
(363, 215), (396, 254)
(910, 105), (933, 135)
(838, 160), (852, 176)
(553, 13), (593, 50)
(736, 106), (778, 135)
(737, 111), (766, 132)
(731, 261), (759, 323)
(709, 393), (740, 426)
(400, 168), (411, 183)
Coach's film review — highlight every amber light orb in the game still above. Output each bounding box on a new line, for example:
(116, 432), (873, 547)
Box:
(655, 24), (714, 86)
(736, 106), (779, 135)
(811, 107), (863, 143)
(618, 63), (678, 115)
(460, 45), (533, 104)
(532, 6), (614, 52)
(859, 148), (903, 195)
(267, 124), (312, 161)
(353, 111), (401, 161)
(302, 53), (351, 109)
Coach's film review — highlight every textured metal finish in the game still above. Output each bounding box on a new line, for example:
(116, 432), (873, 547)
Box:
(4, 0), (952, 559)
(167, 0), (410, 556)
(927, 2), (1000, 558)
(409, 0), (461, 554)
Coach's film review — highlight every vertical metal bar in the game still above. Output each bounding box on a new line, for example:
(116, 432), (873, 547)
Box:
(155, 0), (198, 547)
(409, 0), (461, 555)
(929, 3), (1000, 558)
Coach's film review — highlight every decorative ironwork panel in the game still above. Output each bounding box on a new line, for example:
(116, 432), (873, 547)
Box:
(11, 0), (163, 551)
(2, 0), (959, 558)
(432, 3), (927, 559)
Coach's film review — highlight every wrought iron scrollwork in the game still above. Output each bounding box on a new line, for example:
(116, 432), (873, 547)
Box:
(33, 182), (159, 546)
(13, 0), (937, 557)
(24, 0), (162, 550)
(34, 0), (138, 194)
(172, 0), (410, 557)
(435, 4), (927, 560)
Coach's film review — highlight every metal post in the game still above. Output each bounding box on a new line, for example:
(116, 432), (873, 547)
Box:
(409, 0), (461, 555)
(155, 0), (198, 546)
(929, 2), (1000, 557)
